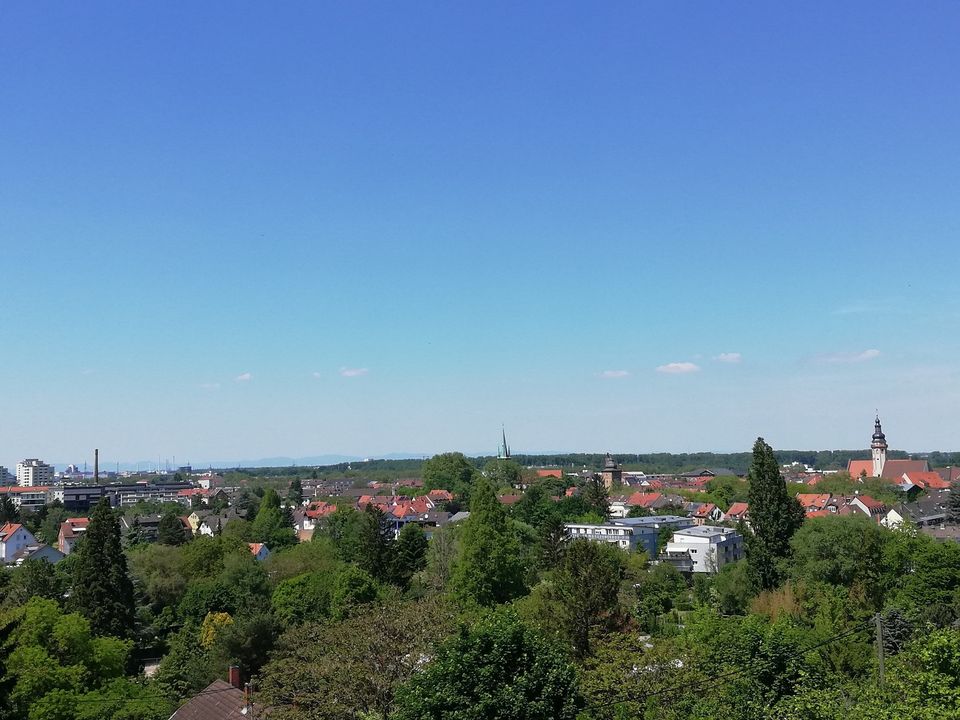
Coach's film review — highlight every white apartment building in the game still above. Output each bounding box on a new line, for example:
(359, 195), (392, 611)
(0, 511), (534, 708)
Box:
(17, 459), (55, 487)
(565, 516), (695, 555)
(664, 525), (744, 573)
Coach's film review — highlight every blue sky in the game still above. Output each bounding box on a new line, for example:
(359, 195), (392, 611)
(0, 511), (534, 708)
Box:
(2, 2), (959, 467)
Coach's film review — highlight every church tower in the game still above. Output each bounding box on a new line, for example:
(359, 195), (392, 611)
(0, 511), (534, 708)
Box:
(871, 414), (888, 478)
(497, 427), (511, 460)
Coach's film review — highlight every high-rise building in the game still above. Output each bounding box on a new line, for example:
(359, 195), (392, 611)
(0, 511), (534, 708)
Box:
(17, 459), (55, 487)
(0, 467), (13, 485)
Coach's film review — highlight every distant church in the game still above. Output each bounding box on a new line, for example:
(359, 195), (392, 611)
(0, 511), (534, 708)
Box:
(847, 415), (928, 479)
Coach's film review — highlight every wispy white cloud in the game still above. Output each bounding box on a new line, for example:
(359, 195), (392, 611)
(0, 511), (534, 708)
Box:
(656, 362), (701, 374)
(312, 371), (322, 379)
(340, 367), (369, 378)
(816, 349), (881, 364)
(715, 353), (742, 364)
(235, 372), (253, 382)
(599, 370), (630, 379)
(200, 382), (221, 391)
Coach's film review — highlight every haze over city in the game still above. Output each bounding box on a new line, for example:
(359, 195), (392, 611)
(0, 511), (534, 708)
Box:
(3, 3), (959, 466)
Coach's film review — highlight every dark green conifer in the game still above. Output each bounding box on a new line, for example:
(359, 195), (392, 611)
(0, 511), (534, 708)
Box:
(71, 498), (136, 637)
(746, 437), (805, 591)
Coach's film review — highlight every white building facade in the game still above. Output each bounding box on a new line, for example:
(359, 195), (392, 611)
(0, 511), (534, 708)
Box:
(664, 525), (744, 573)
(17, 459), (55, 487)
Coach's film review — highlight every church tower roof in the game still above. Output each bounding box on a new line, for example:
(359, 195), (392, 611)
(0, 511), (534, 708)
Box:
(871, 414), (888, 449)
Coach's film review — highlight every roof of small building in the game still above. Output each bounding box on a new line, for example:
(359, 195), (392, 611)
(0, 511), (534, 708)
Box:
(169, 680), (261, 720)
(725, 502), (749, 518)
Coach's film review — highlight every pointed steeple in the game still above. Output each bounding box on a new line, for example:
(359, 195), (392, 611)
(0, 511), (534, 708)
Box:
(498, 426), (511, 459)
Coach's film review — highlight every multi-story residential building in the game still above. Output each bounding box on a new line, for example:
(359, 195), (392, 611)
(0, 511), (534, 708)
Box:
(565, 516), (695, 554)
(0, 467), (14, 485)
(107, 482), (194, 507)
(663, 525), (744, 573)
(0, 486), (55, 512)
(17, 459), (55, 487)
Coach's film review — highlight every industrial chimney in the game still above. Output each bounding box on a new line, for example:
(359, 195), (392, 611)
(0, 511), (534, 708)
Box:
(94, 448), (99, 484)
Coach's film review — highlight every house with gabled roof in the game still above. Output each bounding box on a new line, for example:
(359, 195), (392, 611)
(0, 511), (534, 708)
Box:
(849, 495), (886, 522)
(247, 543), (270, 561)
(796, 493), (832, 515)
(723, 502), (750, 523)
(58, 517), (90, 554)
(0, 523), (38, 564)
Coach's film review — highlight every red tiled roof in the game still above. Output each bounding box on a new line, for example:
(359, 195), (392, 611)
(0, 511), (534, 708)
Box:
(60, 518), (90, 539)
(536, 469), (563, 478)
(796, 493), (831, 510)
(903, 471), (950, 490)
(855, 495), (886, 512)
(0, 486), (51, 493)
(806, 510), (830, 518)
(0, 522), (24, 539)
(626, 492), (662, 508)
(497, 495), (522, 505)
(847, 460), (874, 478)
(428, 489), (454, 501)
(247, 543), (266, 555)
(725, 502), (749, 518)
(694, 503), (717, 518)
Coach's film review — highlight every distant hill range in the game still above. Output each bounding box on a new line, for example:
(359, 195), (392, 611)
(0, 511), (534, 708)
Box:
(50, 449), (960, 477)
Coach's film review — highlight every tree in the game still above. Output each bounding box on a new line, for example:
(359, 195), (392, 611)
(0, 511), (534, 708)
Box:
(552, 539), (623, 658)
(287, 477), (304, 507)
(789, 515), (887, 610)
(38, 503), (68, 546)
(392, 611), (583, 720)
(483, 458), (523, 489)
(392, 523), (428, 589)
(0, 495), (19, 524)
(538, 513), (568, 570)
(948, 482), (960, 524)
(450, 476), (526, 606)
(271, 571), (335, 626)
(746, 437), (805, 591)
(422, 452), (477, 503)
(330, 566), (380, 620)
(582, 474), (610, 518)
(259, 598), (455, 720)
(157, 511), (186, 546)
(70, 499), (135, 638)
(251, 489), (296, 550)
(424, 525), (458, 592)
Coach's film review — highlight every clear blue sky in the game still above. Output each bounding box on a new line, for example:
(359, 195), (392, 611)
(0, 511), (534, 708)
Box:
(2, 2), (959, 467)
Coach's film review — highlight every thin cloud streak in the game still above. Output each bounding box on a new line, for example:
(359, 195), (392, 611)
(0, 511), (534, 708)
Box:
(235, 372), (253, 382)
(340, 368), (369, 378)
(599, 370), (630, 378)
(816, 349), (881, 364)
(656, 362), (700, 374)
(715, 353), (742, 363)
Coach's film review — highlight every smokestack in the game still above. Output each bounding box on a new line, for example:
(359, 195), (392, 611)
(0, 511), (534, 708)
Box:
(228, 666), (242, 689)
(94, 449), (99, 485)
